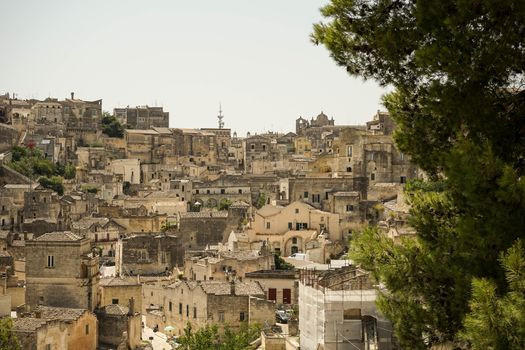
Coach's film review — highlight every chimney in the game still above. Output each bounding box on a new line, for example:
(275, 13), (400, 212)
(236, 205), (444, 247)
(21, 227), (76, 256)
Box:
(70, 92), (74, 100)
(128, 297), (135, 315)
(230, 280), (235, 295)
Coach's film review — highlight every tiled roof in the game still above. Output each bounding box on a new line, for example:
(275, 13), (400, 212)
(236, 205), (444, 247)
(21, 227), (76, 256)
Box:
(229, 201), (251, 208)
(256, 205), (283, 218)
(100, 277), (140, 287)
(13, 318), (47, 332)
(71, 217), (109, 230)
(104, 304), (129, 315)
(32, 231), (83, 242)
(200, 281), (264, 296)
(180, 212), (228, 218)
(33, 306), (87, 321)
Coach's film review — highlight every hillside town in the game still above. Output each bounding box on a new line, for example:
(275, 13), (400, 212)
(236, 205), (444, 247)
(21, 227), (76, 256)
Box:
(0, 91), (417, 349)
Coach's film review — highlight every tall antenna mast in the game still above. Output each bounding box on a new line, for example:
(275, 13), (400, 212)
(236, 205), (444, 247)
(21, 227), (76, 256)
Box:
(217, 103), (224, 129)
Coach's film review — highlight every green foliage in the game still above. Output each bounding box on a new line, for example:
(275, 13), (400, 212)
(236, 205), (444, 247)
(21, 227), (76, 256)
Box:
(8, 146), (75, 182)
(39, 176), (64, 196)
(101, 111), (124, 138)
(219, 198), (232, 211)
(459, 240), (525, 350)
(0, 318), (21, 350)
(177, 322), (260, 350)
(274, 251), (294, 270)
(11, 146), (28, 162)
(63, 164), (76, 179)
(82, 185), (99, 194)
(315, 0), (525, 347)
(255, 192), (266, 209)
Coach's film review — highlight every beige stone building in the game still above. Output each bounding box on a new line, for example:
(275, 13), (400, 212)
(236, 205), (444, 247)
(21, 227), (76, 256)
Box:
(244, 270), (298, 306)
(25, 231), (100, 311)
(13, 317), (68, 350)
(161, 280), (274, 336)
(184, 248), (274, 281)
(250, 201), (341, 255)
(99, 276), (142, 312)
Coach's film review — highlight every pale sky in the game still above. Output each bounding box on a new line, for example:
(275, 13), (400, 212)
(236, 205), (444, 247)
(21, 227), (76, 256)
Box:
(0, 0), (387, 135)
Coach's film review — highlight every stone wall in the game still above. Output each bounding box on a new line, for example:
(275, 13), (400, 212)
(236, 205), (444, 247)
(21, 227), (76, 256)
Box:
(122, 234), (183, 274)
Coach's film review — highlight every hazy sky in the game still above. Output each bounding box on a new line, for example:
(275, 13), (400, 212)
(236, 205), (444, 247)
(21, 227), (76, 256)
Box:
(0, 0), (387, 135)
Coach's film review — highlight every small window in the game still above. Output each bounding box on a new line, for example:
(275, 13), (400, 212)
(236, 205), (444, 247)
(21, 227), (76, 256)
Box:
(221, 189), (225, 194)
(169, 302), (173, 312)
(219, 311), (225, 322)
(179, 303), (183, 314)
(295, 209), (299, 214)
(400, 176), (407, 184)
(47, 255), (54, 268)
(288, 222), (292, 230)
(240, 312), (246, 321)
(194, 307), (197, 319)
(266, 222), (271, 229)
(346, 166), (352, 173)
(303, 191), (309, 199)
(250, 144), (255, 150)
(292, 237), (297, 244)
(186, 304), (189, 317)
(347, 145), (353, 157)
(112, 299), (119, 304)
(45, 345), (51, 350)
(371, 173), (375, 181)
(85, 324), (89, 335)
(195, 189), (199, 194)
(346, 205), (354, 212)
(238, 189), (242, 194)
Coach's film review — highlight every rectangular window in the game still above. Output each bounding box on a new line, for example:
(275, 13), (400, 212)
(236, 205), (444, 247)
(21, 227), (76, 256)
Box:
(346, 205), (354, 212)
(179, 303), (182, 315)
(221, 189), (225, 194)
(295, 208), (299, 214)
(303, 191), (309, 199)
(238, 189), (242, 194)
(371, 173), (375, 181)
(47, 255), (54, 268)
(400, 176), (407, 184)
(112, 299), (119, 304)
(169, 302), (172, 312)
(312, 194), (320, 203)
(288, 222), (292, 230)
(195, 189), (199, 194)
(266, 222), (271, 229)
(240, 312), (246, 321)
(347, 145), (353, 157)
(194, 307), (197, 319)
(85, 324), (89, 335)
(218, 311), (225, 322)
(186, 304), (189, 317)
(45, 345), (51, 350)
(268, 288), (277, 301)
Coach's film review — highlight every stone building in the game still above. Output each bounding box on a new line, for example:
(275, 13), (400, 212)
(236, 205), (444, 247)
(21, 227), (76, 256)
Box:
(18, 306), (99, 350)
(114, 105), (169, 129)
(161, 280), (274, 336)
(172, 128), (217, 162)
(71, 217), (125, 259)
(184, 246), (274, 281)
(62, 93), (102, 132)
(299, 265), (394, 350)
(244, 269), (298, 306)
(13, 317), (69, 350)
(25, 231), (100, 311)
(99, 276), (142, 312)
(95, 302), (142, 349)
(252, 201), (341, 246)
(120, 234), (183, 275)
(201, 127), (232, 161)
